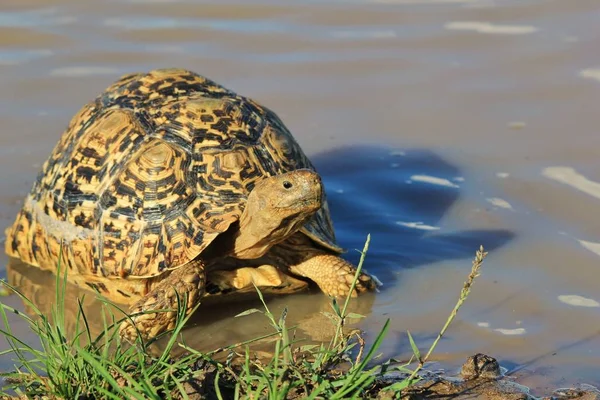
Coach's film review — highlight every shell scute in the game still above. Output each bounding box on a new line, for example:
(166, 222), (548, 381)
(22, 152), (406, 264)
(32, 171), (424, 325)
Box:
(100, 211), (144, 276)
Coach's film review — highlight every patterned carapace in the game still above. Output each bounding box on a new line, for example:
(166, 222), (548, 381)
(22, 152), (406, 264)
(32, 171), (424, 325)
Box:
(5, 68), (339, 282)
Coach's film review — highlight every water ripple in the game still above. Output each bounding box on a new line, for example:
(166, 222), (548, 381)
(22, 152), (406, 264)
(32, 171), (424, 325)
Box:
(49, 66), (120, 77)
(0, 49), (53, 65)
(445, 21), (538, 35)
(0, 8), (75, 28)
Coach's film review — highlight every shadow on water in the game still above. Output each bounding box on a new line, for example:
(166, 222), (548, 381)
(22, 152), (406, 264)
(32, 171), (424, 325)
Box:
(312, 145), (515, 286)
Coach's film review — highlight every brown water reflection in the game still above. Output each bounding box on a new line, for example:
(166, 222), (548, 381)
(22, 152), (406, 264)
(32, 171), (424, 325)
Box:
(5, 257), (375, 359)
(1, 0), (600, 394)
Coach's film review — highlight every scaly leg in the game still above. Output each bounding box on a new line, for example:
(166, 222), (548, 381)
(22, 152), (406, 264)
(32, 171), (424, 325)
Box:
(119, 259), (205, 342)
(288, 254), (376, 298)
(209, 265), (286, 290)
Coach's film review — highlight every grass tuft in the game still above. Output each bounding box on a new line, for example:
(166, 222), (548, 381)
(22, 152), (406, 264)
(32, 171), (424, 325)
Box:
(381, 245), (487, 394)
(0, 257), (202, 399)
(0, 239), (487, 399)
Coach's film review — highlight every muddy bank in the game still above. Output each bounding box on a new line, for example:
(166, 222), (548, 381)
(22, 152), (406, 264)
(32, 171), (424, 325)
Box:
(112, 353), (600, 400)
(3, 353), (598, 400)
(375, 354), (600, 400)
(171, 354), (600, 400)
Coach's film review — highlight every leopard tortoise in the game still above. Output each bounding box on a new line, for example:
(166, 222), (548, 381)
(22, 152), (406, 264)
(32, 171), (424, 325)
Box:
(5, 68), (376, 341)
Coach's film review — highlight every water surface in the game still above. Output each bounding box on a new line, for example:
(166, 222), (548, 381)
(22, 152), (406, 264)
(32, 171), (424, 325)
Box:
(1, 0), (600, 394)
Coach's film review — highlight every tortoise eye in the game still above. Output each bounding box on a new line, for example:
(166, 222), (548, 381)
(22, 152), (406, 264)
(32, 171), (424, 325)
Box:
(283, 181), (293, 189)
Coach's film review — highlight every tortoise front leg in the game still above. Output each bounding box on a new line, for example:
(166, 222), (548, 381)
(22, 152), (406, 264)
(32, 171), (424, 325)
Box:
(119, 259), (205, 342)
(288, 253), (376, 298)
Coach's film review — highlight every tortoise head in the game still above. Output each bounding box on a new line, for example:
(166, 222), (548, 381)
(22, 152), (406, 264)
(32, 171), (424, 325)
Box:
(230, 169), (323, 259)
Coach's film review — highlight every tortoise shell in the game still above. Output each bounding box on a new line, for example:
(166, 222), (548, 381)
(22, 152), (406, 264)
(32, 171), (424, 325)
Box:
(6, 68), (341, 280)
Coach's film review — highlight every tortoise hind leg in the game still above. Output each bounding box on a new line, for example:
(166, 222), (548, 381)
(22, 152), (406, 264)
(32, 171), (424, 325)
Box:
(119, 259), (205, 342)
(209, 265), (287, 290)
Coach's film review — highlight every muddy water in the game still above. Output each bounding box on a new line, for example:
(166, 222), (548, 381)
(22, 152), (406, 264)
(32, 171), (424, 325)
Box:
(1, 0), (600, 394)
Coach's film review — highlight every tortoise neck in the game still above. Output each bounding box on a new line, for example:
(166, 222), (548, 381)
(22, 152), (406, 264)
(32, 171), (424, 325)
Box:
(229, 210), (307, 259)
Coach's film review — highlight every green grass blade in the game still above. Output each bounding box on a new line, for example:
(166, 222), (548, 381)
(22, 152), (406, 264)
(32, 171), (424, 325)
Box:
(341, 234), (370, 318)
(332, 318), (390, 398)
(214, 370), (225, 400)
(74, 348), (136, 398)
(406, 330), (421, 362)
(235, 308), (262, 317)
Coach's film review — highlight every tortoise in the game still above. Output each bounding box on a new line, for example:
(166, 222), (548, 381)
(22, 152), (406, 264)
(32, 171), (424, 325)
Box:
(4, 68), (376, 342)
